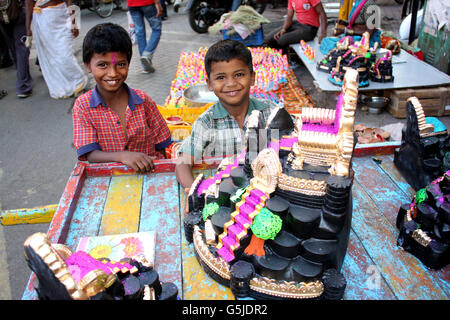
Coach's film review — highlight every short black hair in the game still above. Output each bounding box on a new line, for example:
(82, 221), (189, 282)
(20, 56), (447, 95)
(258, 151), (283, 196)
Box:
(204, 39), (253, 77)
(82, 23), (132, 64)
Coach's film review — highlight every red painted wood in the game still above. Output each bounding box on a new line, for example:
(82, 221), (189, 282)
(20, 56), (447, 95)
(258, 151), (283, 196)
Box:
(353, 141), (401, 158)
(23, 162), (88, 300)
(83, 158), (222, 177)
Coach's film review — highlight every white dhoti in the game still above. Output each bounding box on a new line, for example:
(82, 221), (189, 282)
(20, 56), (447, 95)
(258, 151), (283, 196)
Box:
(32, 3), (87, 99)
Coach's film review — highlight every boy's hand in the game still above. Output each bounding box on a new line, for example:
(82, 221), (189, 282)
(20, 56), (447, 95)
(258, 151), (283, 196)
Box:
(120, 151), (155, 173)
(184, 187), (190, 214)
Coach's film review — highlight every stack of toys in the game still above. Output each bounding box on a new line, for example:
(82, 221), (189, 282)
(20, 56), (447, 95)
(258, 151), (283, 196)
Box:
(300, 40), (315, 61)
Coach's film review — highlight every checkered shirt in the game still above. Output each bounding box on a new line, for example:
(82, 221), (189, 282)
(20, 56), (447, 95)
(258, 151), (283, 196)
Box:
(72, 84), (172, 161)
(179, 98), (276, 161)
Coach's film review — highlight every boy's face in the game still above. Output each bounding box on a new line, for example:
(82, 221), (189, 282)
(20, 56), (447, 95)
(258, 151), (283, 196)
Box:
(85, 51), (129, 94)
(206, 58), (254, 111)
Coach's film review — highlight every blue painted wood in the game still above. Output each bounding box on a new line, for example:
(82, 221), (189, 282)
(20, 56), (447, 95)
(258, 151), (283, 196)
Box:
(64, 176), (111, 251)
(342, 229), (397, 300)
(354, 156), (450, 298)
(374, 155), (416, 199)
(139, 173), (183, 296)
(352, 156), (412, 227)
(351, 180), (447, 299)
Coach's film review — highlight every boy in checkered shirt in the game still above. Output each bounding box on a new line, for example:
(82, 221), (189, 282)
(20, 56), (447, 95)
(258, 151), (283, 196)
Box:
(72, 23), (171, 173)
(175, 39), (276, 198)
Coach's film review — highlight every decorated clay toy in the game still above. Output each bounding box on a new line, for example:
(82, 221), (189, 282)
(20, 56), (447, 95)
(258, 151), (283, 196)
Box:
(24, 232), (178, 300)
(396, 171), (450, 269)
(394, 97), (450, 191)
(328, 32), (377, 87)
(370, 50), (394, 83)
(184, 69), (359, 300)
(317, 36), (354, 73)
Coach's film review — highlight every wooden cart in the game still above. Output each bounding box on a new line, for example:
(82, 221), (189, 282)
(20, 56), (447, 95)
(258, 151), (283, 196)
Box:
(22, 154), (449, 300)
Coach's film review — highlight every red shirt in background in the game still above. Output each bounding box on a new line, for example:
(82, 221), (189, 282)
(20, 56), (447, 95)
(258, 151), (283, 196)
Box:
(288, 0), (322, 27)
(127, 0), (155, 7)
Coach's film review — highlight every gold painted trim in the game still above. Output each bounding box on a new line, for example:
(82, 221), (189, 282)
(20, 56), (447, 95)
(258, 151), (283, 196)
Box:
(278, 173), (327, 196)
(24, 233), (88, 300)
(193, 226), (324, 299)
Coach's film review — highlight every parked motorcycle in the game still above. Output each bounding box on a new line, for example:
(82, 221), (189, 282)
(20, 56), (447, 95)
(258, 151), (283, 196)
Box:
(187, 0), (267, 33)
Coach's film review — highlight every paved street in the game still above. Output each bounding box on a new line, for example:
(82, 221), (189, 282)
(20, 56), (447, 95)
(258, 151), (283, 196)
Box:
(0, 1), (448, 300)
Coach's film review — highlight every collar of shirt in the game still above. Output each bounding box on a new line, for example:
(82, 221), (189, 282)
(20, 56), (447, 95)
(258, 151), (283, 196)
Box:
(211, 98), (268, 120)
(89, 83), (145, 111)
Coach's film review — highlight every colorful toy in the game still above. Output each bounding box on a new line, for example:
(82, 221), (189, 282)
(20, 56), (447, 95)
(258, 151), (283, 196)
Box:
(184, 69), (360, 300)
(328, 32), (378, 87)
(369, 50), (394, 83)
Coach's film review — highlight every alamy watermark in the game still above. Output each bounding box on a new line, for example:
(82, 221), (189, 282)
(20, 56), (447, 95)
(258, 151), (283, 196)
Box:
(67, 4), (81, 31)
(179, 128), (280, 165)
(366, 265), (381, 290)
(366, 5), (382, 30)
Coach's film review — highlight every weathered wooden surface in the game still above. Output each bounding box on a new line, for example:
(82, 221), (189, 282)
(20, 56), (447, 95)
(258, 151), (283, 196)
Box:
(22, 157), (449, 300)
(0, 204), (57, 226)
(140, 173), (183, 294)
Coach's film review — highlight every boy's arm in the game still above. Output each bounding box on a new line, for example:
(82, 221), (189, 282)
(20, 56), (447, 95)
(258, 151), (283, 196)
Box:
(144, 95), (172, 153)
(275, 9), (294, 40)
(175, 153), (195, 189)
(86, 150), (155, 173)
(175, 152), (195, 214)
(154, 0), (162, 17)
(314, 2), (328, 44)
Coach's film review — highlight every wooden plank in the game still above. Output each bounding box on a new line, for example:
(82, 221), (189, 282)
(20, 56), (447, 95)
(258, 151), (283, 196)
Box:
(353, 141), (401, 158)
(352, 156), (412, 226)
(47, 162), (87, 244)
(181, 241), (234, 300)
(351, 181), (448, 299)
(375, 155), (415, 198)
(100, 175), (143, 235)
(22, 162), (88, 300)
(179, 169), (234, 300)
(64, 176), (111, 251)
(139, 173), (183, 296)
(0, 204), (57, 226)
(342, 230), (397, 300)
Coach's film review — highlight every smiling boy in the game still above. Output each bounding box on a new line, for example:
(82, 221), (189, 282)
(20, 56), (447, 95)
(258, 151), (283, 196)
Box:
(175, 39), (276, 195)
(72, 23), (171, 173)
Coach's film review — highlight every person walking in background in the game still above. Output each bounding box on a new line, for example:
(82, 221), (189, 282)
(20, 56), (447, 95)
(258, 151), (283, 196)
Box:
(160, 0), (167, 19)
(127, 0), (163, 73)
(0, 0), (33, 98)
(24, 0), (87, 99)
